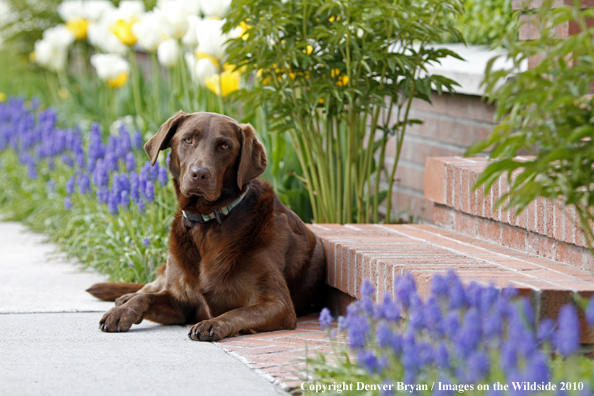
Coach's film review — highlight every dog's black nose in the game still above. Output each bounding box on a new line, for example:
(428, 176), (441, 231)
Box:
(190, 166), (211, 181)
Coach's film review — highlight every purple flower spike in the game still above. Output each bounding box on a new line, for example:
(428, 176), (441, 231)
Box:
(66, 177), (76, 195)
(132, 130), (143, 149)
(145, 182), (155, 203)
(465, 351), (490, 382)
(537, 318), (555, 343)
(120, 190), (129, 210)
(318, 307), (333, 330)
(143, 238), (150, 247)
(78, 174), (91, 195)
(27, 164), (37, 179)
(64, 196), (72, 211)
(346, 312), (369, 350)
(357, 349), (385, 374)
(137, 199), (146, 213)
(158, 166), (168, 187)
(395, 272), (416, 309)
(554, 304), (580, 356)
(430, 274), (448, 298)
(126, 152), (136, 172)
(96, 188), (109, 205)
(107, 191), (119, 215)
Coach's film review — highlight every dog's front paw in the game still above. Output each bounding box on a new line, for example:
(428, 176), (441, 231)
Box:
(188, 319), (230, 341)
(115, 292), (137, 306)
(99, 306), (143, 332)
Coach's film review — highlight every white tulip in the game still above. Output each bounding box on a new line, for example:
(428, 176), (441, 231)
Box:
(158, 39), (181, 68)
(184, 52), (197, 82)
(88, 20), (128, 56)
(195, 57), (218, 84)
(158, 0), (201, 15)
(181, 15), (201, 47)
(195, 18), (236, 61)
(131, 12), (164, 52)
(57, 1), (86, 22)
(200, 0), (231, 18)
(156, 1), (190, 40)
(90, 53), (130, 80)
(34, 39), (69, 72)
(85, 1), (116, 22)
(43, 24), (75, 49)
(114, 1), (145, 21)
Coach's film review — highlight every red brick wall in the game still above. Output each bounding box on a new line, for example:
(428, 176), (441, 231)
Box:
(384, 93), (495, 222)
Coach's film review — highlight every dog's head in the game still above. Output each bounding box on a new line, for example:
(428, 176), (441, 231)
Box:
(144, 111), (267, 202)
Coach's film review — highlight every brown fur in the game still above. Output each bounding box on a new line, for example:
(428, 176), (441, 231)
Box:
(91, 111), (326, 341)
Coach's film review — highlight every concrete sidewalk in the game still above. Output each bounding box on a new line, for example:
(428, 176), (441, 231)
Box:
(0, 222), (285, 396)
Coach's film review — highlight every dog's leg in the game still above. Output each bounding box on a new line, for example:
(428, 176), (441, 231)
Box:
(115, 264), (167, 306)
(100, 291), (187, 332)
(188, 287), (296, 342)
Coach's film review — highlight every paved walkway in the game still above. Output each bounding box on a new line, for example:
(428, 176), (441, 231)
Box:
(0, 222), (286, 396)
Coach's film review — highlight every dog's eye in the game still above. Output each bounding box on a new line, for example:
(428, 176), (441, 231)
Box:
(183, 138), (192, 144)
(221, 144), (230, 150)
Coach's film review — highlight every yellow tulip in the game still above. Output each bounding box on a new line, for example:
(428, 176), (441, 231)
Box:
(205, 70), (241, 97)
(0, 92), (6, 102)
(66, 18), (89, 40)
(110, 18), (139, 46)
(107, 72), (130, 88)
(195, 50), (219, 68)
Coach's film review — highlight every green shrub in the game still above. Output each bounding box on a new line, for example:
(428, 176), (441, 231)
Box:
(226, 0), (463, 223)
(467, 0), (594, 248)
(444, 0), (519, 46)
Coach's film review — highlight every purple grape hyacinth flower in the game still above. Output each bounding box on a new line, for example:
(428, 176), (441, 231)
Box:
(64, 196), (73, 210)
(145, 182), (155, 203)
(319, 307), (333, 329)
(125, 152), (136, 172)
(132, 130), (143, 149)
(158, 166), (168, 187)
(554, 304), (580, 356)
(66, 177), (76, 195)
(78, 173), (91, 195)
(143, 238), (150, 247)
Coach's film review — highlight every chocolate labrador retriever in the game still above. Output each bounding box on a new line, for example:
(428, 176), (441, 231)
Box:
(88, 111), (326, 341)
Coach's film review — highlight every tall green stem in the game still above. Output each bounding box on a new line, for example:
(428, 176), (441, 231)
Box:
(151, 52), (162, 123)
(128, 51), (143, 121)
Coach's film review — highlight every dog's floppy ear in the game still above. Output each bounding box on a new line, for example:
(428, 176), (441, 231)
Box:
(144, 110), (187, 166)
(237, 123), (267, 189)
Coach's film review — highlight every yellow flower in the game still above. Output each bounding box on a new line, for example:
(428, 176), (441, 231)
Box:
(304, 45), (313, 55)
(66, 18), (89, 40)
(205, 70), (241, 97)
(195, 50), (219, 68)
(109, 18), (139, 46)
(107, 72), (130, 88)
(238, 21), (251, 41)
(331, 69), (349, 86)
(0, 92), (6, 102)
(29, 51), (36, 63)
(58, 88), (70, 100)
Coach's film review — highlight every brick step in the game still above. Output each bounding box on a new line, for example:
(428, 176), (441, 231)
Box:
(216, 315), (333, 391)
(217, 223), (594, 391)
(424, 156), (594, 271)
(308, 223), (594, 342)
